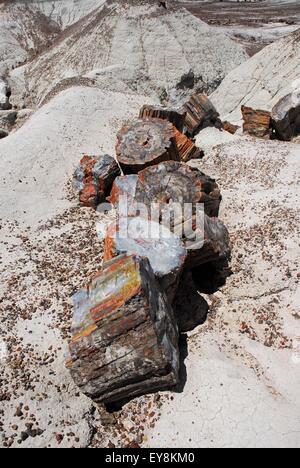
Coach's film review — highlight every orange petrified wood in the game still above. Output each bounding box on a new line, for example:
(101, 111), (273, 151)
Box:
(139, 104), (186, 132)
(74, 154), (121, 208)
(241, 105), (272, 139)
(173, 127), (204, 162)
(67, 254), (179, 405)
(116, 118), (180, 174)
(182, 93), (220, 137)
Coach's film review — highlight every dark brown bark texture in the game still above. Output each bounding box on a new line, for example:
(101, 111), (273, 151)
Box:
(67, 255), (179, 404)
(139, 104), (186, 132)
(182, 94), (219, 137)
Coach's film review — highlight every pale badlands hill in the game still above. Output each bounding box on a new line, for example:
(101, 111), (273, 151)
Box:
(211, 27), (300, 123)
(5, 0), (247, 108)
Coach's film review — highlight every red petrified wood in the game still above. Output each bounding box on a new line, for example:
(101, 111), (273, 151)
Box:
(139, 104), (186, 132)
(74, 154), (121, 208)
(173, 127), (204, 162)
(116, 118), (179, 174)
(182, 94), (220, 137)
(222, 121), (239, 135)
(66, 254), (179, 404)
(241, 106), (272, 139)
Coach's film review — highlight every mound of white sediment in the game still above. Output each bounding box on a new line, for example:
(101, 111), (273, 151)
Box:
(0, 4), (57, 73)
(211, 28), (300, 123)
(0, 86), (154, 225)
(25, 0), (104, 29)
(22, 0), (247, 105)
(0, 0), (104, 73)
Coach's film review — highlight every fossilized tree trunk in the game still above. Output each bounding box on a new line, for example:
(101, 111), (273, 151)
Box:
(74, 154), (120, 208)
(135, 161), (221, 218)
(106, 162), (229, 273)
(139, 104), (186, 132)
(241, 105), (271, 139)
(103, 217), (187, 302)
(116, 118), (179, 174)
(183, 94), (219, 137)
(173, 127), (204, 162)
(67, 254), (179, 405)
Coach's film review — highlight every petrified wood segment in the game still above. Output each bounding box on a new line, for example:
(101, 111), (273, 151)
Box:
(222, 121), (239, 135)
(139, 105), (186, 132)
(241, 105), (271, 139)
(109, 175), (138, 204)
(185, 215), (231, 269)
(173, 127), (204, 162)
(271, 92), (300, 141)
(107, 163), (229, 274)
(67, 254), (179, 404)
(173, 271), (209, 333)
(116, 118), (179, 174)
(74, 154), (121, 208)
(103, 217), (187, 302)
(182, 94), (219, 137)
(135, 161), (221, 218)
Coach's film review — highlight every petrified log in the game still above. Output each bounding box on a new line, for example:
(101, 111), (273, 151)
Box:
(173, 127), (204, 162)
(115, 118), (179, 174)
(182, 94), (219, 137)
(66, 254), (179, 405)
(173, 270), (209, 333)
(135, 161), (221, 218)
(139, 105), (186, 132)
(106, 162), (229, 272)
(185, 215), (231, 269)
(222, 121), (239, 135)
(103, 217), (187, 302)
(74, 154), (121, 208)
(271, 92), (300, 141)
(241, 105), (271, 139)
(108, 175), (138, 207)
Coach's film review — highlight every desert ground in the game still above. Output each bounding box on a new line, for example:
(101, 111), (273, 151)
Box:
(0, 0), (299, 448)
